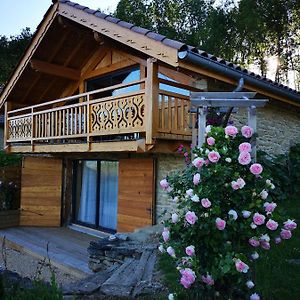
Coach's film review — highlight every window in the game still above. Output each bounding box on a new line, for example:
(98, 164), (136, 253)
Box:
(86, 67), (140, 99)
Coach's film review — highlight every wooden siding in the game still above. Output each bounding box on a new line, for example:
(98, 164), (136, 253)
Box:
(20, 157), (62, 227)
(117, 158), (155, 232)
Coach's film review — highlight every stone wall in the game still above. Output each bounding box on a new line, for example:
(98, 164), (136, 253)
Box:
(155, 153), (185, 223)
(232, 103), (300, 155)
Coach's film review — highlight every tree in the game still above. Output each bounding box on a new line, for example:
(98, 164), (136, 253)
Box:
(0, 28), (32, 86)
(114, 0), (300, 89)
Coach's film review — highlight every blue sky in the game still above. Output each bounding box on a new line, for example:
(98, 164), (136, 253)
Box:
(0, 0), (120, 37)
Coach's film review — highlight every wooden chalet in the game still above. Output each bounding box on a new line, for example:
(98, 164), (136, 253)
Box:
(1, 0), (299, 233)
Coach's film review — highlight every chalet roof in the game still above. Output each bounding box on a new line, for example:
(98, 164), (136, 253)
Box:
(0, 0), (299, 108)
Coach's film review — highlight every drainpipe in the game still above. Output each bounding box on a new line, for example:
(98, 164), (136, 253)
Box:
(178, 50), (300, 104)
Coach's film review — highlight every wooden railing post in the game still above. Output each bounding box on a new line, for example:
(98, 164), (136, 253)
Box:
(4, 102), (12, 150)
(86, 94), (91, 150)
(145, 58), (159, 145)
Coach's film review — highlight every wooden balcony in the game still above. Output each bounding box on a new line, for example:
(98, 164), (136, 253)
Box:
(5, 76), (194, 153)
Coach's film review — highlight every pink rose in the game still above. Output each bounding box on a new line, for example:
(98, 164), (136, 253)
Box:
(231, 181), (240, 190)
(192, 157), (205, 168)
(225, 125), (238, 137)
(261, 241), (270, 250)
(250, 293), (260, 300)
(208, 151), (220, 163)
(171, 213), (179, 223)
(280, 229), (292, 240)
(241, 125), (254, 138)
(284, 219), (297, 231)
(162, 229), (170, 242)
(250, 163), (263, 175)
(236, 178), (246, 188)
(186, 189), (194, 197)
(249, 237), (260, 247)
(264, 202), (277, 213)
(185, 211), (198, 225)
(180, 268), (196, 289)
(266, 219), (278, 231)
(216, 217), (226, 230)
(185, 245), (195, 256)
(235, 259), (249, 273)
(160, 179), (169, 190)
(238, 151), (251, 165)
(207, 137), (215, 146)
(201, 198), (211, 208)
(201, 274), (214, 286)
(275, 237), (282, 244)
(239, 142), (252, 153)
(253, 213), (266, 225)
(167, 246), (176, 257)
(193, 173), (200, 185)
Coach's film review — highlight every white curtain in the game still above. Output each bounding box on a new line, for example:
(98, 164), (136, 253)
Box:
(99, 161), (119, 230)
(78, 161), (97, 224)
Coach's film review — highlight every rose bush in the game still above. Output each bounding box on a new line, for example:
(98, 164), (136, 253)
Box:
(159, 125), (297, 299)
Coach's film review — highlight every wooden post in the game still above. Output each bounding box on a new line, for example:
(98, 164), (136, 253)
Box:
(31, 107), (34, 151)
(248, 105), (257, 161)
(4, 102), (12, 151)
(145, 58), (158, 145)
(197, 106), (207, 148)
(86, 94), (91, 150)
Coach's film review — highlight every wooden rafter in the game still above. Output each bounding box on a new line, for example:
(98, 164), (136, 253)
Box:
(30, 59), (80, 81)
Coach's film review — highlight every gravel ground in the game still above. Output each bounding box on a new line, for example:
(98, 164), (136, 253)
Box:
(0, 246), (81, 286)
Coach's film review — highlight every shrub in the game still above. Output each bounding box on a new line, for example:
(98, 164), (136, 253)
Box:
(159, 125), (297, 300)
(0, 151), (21, 167)
(2, 273), (63, 300)
(0, 181), (18, 211)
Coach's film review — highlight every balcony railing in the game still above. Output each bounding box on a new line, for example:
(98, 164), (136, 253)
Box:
(5, 75), (197, 151)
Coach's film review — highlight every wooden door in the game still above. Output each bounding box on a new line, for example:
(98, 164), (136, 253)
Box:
(117, 158), (155, 232)
(20, 157), (62, 227)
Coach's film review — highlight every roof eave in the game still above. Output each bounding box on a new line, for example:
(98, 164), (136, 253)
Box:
(178, 50), (300, 107)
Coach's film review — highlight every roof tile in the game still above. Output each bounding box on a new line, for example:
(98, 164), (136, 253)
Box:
(146, 31), (166, 41)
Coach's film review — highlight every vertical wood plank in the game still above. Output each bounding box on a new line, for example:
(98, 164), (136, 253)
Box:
(79, 106), (82, 134)
(174, 98), (178, 131)
(62, 110), (65, 136)
(168, 96), (172, 132)
(161, 95), (165, 130)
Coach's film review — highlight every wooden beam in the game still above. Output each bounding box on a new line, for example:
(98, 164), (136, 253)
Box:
(83, 59), (137, 80)
(30, 59), (80, 81)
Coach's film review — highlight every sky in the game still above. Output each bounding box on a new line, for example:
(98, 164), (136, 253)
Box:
(0, 0), (120, 36)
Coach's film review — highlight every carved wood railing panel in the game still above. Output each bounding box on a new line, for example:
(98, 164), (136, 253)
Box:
(8, 116), (32, 142)
(90, 92), (145, 136)
(157, 90), (193, 138)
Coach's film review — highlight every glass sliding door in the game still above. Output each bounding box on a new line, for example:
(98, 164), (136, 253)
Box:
(99, 161), (118, 231)
(73, 160), (119, 232)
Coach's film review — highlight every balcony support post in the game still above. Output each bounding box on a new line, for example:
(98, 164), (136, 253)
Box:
(145, 58), (158, 145)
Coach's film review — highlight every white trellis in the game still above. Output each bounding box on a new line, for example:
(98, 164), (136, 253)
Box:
(190, 92), (268, 160)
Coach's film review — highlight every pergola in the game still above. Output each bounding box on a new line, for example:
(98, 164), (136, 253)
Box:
(190, 92), (268, 159)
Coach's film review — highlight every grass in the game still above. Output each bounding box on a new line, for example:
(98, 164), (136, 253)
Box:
(255, 198), (300, 299)
(159, 198), (300, 299)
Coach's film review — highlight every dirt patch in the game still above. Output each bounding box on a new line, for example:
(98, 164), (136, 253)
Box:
(0, 246), (80, 286)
